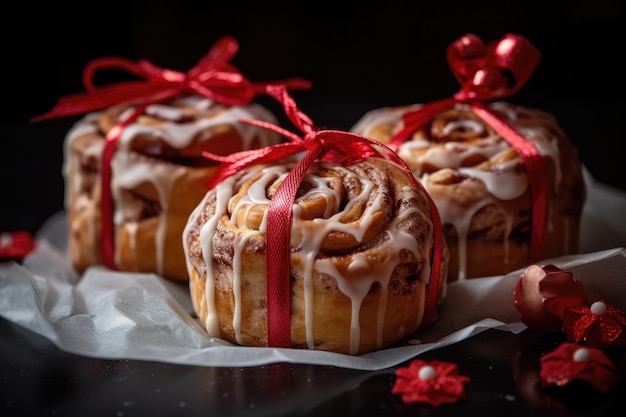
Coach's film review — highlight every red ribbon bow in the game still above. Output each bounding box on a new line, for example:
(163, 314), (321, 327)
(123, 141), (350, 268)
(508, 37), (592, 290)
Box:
(389, 33), (547, 262)
(32, 36), (311, 271)
(32, 36), (310, 120)
(204, 85), (443, 348)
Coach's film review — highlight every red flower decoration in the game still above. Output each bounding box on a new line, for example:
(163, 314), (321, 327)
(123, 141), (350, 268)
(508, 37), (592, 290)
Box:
(392, 360), (470, 406)
(0, 231), (36, 261)
(563, 300), (626, 349)
(540, 342), (617, 393)
(514, 264), (588, 332)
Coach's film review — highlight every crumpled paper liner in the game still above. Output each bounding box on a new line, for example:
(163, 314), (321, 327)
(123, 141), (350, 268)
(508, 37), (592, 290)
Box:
(1, 173), (625, 371)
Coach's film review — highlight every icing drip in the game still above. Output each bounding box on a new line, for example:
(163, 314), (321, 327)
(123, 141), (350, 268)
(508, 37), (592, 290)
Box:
(399, 136), (511, 174)
(351, 104), (422, 139)
(203, 183), (234, 336)
(119, 103), (278, 152)
(110, 151), (186, 275)
(459, 159), (528, 201)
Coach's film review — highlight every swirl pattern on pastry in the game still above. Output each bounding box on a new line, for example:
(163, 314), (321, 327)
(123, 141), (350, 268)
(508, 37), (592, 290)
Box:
(352, 102), (586, 281)
(183, 158), (448, 355)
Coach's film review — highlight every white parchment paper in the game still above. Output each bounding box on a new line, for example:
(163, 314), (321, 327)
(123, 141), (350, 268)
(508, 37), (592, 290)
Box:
(1, 171), (625, 371)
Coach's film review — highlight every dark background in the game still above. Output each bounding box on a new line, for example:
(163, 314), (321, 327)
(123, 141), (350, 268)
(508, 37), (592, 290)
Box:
(3, 0), (625, 235)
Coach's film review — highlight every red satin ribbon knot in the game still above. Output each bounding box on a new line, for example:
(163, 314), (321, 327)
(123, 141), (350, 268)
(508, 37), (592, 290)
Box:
(33, 36), (311, 120)
(204, 85), (443, 348)
(389, 33), (547, 262)
(32, 36), (312, 271)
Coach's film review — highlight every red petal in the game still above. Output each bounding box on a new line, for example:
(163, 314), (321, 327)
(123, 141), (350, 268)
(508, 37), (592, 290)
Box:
(392, 360), (470, 406)
(539, 343), (617, 393)
(563, 302), (626, 349)
(539, 268), (588, 319)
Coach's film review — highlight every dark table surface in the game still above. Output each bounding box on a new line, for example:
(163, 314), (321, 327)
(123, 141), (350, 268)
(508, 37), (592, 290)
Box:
(2, 314), (624, 417)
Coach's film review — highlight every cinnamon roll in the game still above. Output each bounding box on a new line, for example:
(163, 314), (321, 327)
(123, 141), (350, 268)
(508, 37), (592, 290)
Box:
(351, 102), (586, 281)
(183, 157), (448, 355)
(64, 94), (281, 281)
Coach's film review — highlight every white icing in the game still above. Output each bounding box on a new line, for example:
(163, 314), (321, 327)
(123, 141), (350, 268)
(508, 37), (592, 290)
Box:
(443, 119), (484, 136)
(118, 103), (278, 152)
(144, 103), (190, 122)
(399, 135), (511, 173)
(459, 159), (528, 201)
(351, 104), (422, 138)
(173, 95), (214, 109)
(110, 151), (187, 275)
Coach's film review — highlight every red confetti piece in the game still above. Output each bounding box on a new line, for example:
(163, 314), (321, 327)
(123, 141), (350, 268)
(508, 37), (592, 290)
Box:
(0, 231), (36, 261)
(563, 300), (626, 349)
(540, 342), (617, 393)
(392, 359), (470, 406)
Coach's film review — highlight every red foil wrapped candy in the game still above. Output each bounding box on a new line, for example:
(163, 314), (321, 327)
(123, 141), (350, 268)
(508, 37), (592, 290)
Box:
(514, 264), (588, 332)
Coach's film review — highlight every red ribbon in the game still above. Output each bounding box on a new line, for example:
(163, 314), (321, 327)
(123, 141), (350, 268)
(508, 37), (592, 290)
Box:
(99, 107), (147, 269)
(32, 36), (311, 271)
(0, 231), (37, 261)
(388, 33), (547, 262)
(204, 85), (443, 348)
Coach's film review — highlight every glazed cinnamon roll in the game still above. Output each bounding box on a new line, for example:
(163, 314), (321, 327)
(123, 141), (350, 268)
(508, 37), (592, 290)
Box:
(183, 157), (448, 355)
(352, 102), (586, 281)
(64, 94), (281, 281)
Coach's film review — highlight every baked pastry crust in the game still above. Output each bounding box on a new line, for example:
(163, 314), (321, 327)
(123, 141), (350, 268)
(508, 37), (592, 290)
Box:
(351, 102), (586, 281)
(183, 158), (448, 355)
(64, 94), (281, 281)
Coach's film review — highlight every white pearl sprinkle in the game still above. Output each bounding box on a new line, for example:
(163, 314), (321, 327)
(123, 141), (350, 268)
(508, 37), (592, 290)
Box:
(590, 301), (607, 315)
(0, 233), (12, 248)
(418, 365), (437, 380)
(573, 348), (591, 362)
